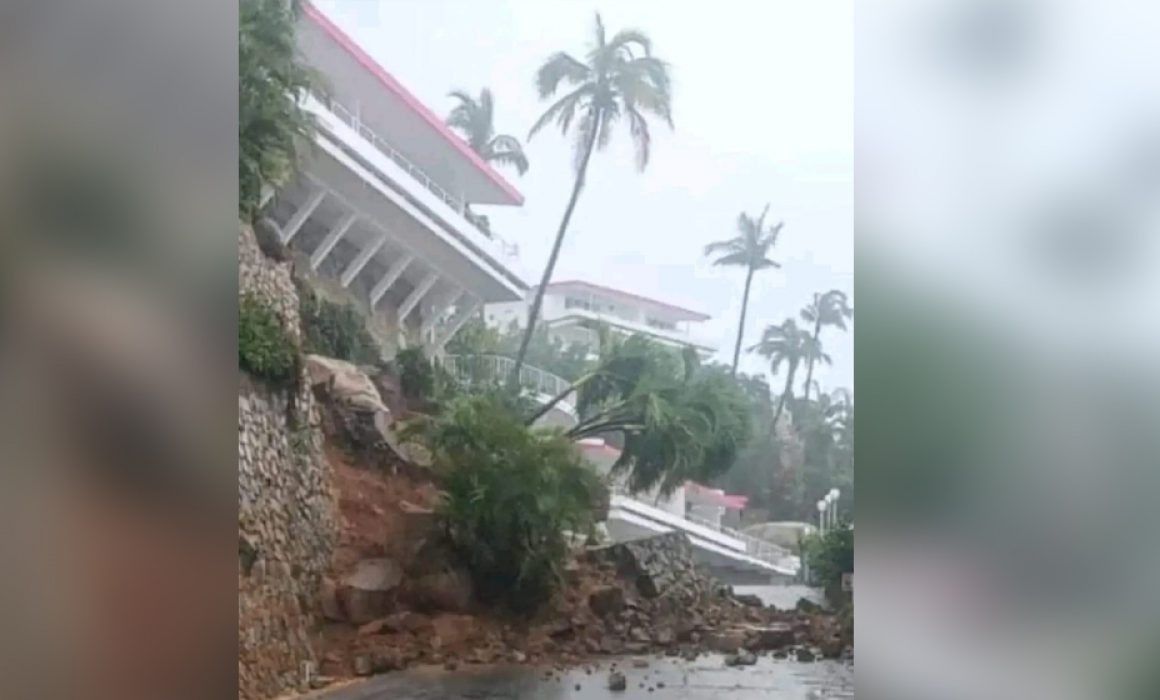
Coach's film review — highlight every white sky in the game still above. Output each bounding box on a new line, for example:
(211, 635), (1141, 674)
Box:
(315, 0), (853, 390)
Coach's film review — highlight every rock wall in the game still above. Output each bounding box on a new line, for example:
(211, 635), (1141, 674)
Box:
(591, 531), (730, 602)
(238, 225), (337, 700)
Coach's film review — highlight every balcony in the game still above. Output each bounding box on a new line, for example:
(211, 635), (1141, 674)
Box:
(303, 92), (524, 275)
(549, 307), (717, 354)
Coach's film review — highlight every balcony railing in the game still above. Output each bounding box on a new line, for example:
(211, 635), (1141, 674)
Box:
(438, 354), (576, 416)
(308, 92), (520, 260)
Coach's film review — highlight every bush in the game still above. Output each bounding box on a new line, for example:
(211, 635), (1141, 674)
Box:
(239, 0), (316, 221)
(423, 395), (600, 613)
(394, 347), (435, 399)
(299, 288), (380, 364)
(239, 293), (299, 386)
(804, 522), (853, 592)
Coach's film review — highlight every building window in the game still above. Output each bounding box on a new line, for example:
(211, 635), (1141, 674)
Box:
(646, 317), (677, 331)
(564, 296), (591, 310)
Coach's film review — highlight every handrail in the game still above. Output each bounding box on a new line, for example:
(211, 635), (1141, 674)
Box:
(309, 91), (520, 259)
(439, 354), (575, 413)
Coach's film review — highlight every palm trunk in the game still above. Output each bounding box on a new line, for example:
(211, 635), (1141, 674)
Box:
(772, 362), (797, 428)
(511, 112), (603, 386)
(525, 369), (599, 425)
(730, 267), (755, 375)
(801, 320), (822, 402)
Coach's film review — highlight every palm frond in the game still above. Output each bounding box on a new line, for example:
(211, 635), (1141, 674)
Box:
(703, 238), (743, 257)
(528, 84), (591, 139)
(608, 28), (652, 58)
(535, 52), (591, 98)
(711, 251), (753, 267)
(486, 148), (529, 175)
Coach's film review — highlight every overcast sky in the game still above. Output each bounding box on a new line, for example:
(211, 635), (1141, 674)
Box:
(315, 0), (853, 391)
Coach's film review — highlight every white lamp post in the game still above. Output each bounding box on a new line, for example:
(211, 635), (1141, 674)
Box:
(816, 499), (827, 535)
(829, 488), (841, 528)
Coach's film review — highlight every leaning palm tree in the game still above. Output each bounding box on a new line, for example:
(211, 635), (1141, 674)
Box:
(798, 290), (852, 401)
(510, 13), (673, 381)
(446, 88), (529, 175)
(704, 206), (784, 374)
(750, 318), (826, 428)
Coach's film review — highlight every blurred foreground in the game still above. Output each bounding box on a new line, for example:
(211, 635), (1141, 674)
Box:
(858, 0), (1160, 699)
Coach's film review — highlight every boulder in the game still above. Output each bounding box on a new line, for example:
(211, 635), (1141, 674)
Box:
(402, 568), (473, 613)
(607, 671), (627, 691)
(305, 355), (387, 413)
(724, 650), (757, 667)
(733, 593), (765, 608)
(337, 558), (402, 625)
(706, 629), (748, 654)
(318, 577), (344, 622)
(744, 623), (795, 651)
(352, 655), (373, 677)
(588, 586), (626, 617)
(795, 647), (817, 662)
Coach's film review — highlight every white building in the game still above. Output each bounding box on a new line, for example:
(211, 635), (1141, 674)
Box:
(262, 2), (528, 356)
(486, 280), (717, 357)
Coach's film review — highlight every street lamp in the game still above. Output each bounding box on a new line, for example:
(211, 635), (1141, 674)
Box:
(816, 499), (827, 535)
(829, 488), (841, 527)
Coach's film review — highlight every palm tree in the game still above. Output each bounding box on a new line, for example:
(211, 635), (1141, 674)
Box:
(798, 290), (852, 401)
(510, 13), (673, 381)
(750, 318), (827, 428)
(529, 334), (749, 496)
(704, 206), (784, 374)
(446, 88), (529, 175)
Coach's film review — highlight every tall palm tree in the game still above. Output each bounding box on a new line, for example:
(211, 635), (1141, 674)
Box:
(704, 206), (784, 375)
(750, 318), (827, 428)
(798, 290), (852, 401)
(446, 88), (529, 175)
(510, 13), (673, 381)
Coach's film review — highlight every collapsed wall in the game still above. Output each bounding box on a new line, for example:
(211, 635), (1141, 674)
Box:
(237, 225), (337, 699)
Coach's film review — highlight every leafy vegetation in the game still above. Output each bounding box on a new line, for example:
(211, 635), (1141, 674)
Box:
(799, 290), (853, 401)
(239, 0), (316, 221)
(238, 293), (299, 386)
(393, 347), (436, 400)
(446, 88), (529, 175)
(529, 335), (751, 496)
(512, 13), (674, 381)
(804, 522), (853, 592)
(299, 287), (381, 364)
(704, 206), (785, 374)
(421, 395), (600, 613)
(750, 318), (826, 428)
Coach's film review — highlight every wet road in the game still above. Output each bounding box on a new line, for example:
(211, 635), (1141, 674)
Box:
(315, 654), (853, 700)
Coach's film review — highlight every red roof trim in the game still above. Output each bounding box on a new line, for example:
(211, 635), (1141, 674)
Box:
(545, 280), (711, 321)
(303, 2), (524, 206)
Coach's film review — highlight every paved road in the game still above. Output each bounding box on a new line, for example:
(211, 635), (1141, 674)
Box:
(313, 654), (853, 700)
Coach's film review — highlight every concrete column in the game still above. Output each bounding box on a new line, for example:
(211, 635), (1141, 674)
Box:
(281, 188), (326, 243)
(368, 253), (414, 307)
(309, 213), (357, 271)
(339, 232), (388, 288)
(420, 284), (460, 341)
(433, 295), (482, 350)
(397, 271), (439, 324)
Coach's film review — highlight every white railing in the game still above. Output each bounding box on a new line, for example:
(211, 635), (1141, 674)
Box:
(669, 503), (795, 569)
(308, 92), (521, 260)
(439, 354), (575, 413)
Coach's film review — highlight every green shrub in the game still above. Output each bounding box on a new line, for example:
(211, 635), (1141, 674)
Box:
(239, 293), (299, 385)
(299, 289), (380, 364)
(423, 395), (599, 613)
(394, 347), (435, 399)
(804, 522), (853, 592)
(240, 0), (316, 221)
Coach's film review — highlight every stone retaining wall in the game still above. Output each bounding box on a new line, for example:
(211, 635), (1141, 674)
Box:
(591, 531), (730, 602)
(238, 225), (336, 700)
